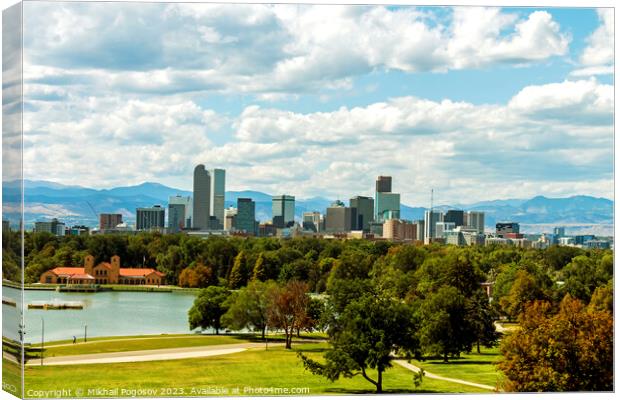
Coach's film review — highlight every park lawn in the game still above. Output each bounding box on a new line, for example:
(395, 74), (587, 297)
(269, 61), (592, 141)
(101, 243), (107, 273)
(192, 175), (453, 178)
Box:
(40, 335), (253, 357)
(409, 345), (504, 388)
(25, 343), (492, 396)
(2, 360), (22, 397)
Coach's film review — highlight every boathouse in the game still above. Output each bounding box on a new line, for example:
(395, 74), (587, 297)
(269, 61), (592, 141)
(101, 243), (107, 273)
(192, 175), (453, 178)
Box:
(40, 255), (165, 285)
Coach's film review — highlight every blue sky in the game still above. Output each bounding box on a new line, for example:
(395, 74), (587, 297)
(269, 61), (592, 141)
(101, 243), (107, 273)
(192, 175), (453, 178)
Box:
(20, 2), (613, 206)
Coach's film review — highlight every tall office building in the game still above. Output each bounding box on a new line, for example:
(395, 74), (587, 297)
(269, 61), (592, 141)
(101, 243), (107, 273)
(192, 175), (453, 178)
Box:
(272, 195), (295, 228)
(376, 176), (392, 193)
(35, 218), (65, 236)
(465, 211), (485, 234)
(224, 207), (237, 231)
(436, 221), (456, 238)
(553, 226), (566, 237)
(169, 195), (192, 229)
(350, 196), (374, 232)
(415, 219), (425, 242)
(444, 210), (464, 227)
(236, 198), (256, 235)
(209, 168), (226, 229)
(302, 211), (322, 232)
(136, 205), (165, 231)
(193, 164), (211, 230)
(99, 213), (123, 230)
(374, 176), (400, 222)
(325, 201), (356, 233)
(383, 219), (416, 241)
(168, 195), (191, 233)
(424, 210), (443, 243)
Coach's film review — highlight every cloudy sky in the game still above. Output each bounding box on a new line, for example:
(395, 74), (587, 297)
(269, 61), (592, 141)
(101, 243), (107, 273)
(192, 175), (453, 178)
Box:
(22, 2), (613, 206)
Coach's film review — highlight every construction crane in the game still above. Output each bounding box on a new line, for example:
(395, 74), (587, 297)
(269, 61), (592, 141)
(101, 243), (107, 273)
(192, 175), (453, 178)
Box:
(86, 201), (98, 225)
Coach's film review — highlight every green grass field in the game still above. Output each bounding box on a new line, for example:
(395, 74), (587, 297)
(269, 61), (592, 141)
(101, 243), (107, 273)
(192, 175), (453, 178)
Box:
(40, 335), (251, 357)
(2, 360), (22, 397)
(409, 346), (504, 388)
(24, 343), (493, 397)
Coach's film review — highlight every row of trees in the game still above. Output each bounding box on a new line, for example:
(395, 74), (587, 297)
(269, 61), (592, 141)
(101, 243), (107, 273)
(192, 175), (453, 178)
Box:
(188, 280), (322, 349)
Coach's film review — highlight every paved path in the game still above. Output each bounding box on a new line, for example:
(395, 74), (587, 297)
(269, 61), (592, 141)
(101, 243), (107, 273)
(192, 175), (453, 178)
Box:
(27, 342), (279, 366)
(393, 359), (497, 391)
(42, 335), (208, 349)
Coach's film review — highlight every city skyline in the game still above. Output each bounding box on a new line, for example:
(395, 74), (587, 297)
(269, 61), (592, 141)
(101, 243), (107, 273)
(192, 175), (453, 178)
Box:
(20, 2), (613, 206)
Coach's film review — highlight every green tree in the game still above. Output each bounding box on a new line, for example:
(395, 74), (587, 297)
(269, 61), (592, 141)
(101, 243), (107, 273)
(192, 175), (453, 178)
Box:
(299, 293), (419, 393)
(416, 286), (474, 362)
(188, 286), (231, 334)
(221, 280), (278, 338)
(499, 270), (547, 320)
(228, 250), (249, 289)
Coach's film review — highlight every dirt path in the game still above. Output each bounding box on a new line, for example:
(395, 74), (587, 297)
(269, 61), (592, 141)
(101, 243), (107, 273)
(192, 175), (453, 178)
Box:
(393, 359), (497, 391)
(27, 342), (281, 366)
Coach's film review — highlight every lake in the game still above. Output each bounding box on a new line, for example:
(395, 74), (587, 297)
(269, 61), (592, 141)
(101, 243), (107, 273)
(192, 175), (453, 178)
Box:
(2, 286), (198, 343)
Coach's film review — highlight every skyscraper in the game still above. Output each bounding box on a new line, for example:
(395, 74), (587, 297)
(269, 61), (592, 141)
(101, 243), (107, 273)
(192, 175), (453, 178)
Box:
(236, 198), (256, 235)
(99, 213), (123, 230)
(193, 164), (210, 230)
(374, 176), (400, 222)
(424, 210), (443, 243)
(465, 211), (485, 234)
(209, 168), (226, 229)
(553, 226), (566, 237)
(350, 196), (374, 232)
(302, 211), (322, 232)
(444, 210), (465, 227)
(376, 176), (392, 193)
(325, 201), (356, 233)
(168, 195), (191, 233)
(272, 195), (295, 228)
(136, 205), (165, 231)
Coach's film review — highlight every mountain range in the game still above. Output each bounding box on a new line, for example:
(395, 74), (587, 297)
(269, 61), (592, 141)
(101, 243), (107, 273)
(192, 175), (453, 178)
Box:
(1, 180), (613, 235)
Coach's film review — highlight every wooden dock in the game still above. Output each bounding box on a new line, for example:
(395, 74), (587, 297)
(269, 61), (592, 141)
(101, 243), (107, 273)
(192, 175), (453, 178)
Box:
(57, 285), (103, 293)
(2, 297), (16, 307)
(28, 301), (84, 310)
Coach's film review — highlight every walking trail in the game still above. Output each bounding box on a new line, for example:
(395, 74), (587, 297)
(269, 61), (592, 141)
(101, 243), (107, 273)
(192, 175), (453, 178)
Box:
(393, 359), (497, 391)
(26, 342), (282, 366)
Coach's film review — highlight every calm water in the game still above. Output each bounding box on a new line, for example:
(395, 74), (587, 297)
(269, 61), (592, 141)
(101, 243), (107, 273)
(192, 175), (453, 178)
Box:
(2, 286), (197, 343)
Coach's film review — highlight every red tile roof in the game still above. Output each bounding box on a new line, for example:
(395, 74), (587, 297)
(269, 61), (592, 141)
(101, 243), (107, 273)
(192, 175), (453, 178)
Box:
(119, 268), (165, 278)
(49, 265), (164, 278)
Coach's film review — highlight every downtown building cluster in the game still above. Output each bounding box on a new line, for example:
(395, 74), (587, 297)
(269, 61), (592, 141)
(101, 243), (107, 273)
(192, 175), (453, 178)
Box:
(21, 167), (613, 250)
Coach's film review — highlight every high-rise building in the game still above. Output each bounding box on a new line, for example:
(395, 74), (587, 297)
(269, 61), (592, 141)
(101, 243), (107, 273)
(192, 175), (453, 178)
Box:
(325, 200), (356, 233)
(350, 196), (374, 232)
(465, 211), (485, 234)
(193, 165), (211, 230)
(436, 221), (456, 237)
(302, 211), (322, 232)
(209, 168), (226, 229)
(383, 219), (416, 241)
(35, 218), (65, 236)
(272, 195), (295, 228)
(374, 176), (400, 222)
(424, 210), (443, 243)
(553, 226), (566, 237)
(167, 200), (186, 234)
(236, 198), (256, 235)
(444, 210), (464, 227)
(496, 222), (520, 237)
(224, 207), (237, 231)
(136, 205), (165, 231)
(376, 176), (392, 193)
(415, 219), (425, 242)
(169, 195), (192, 229)
(99, 213), (123, 230)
